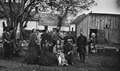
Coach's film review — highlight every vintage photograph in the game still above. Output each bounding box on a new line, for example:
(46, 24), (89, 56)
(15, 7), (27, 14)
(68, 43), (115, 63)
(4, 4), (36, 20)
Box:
(0, 0), (120, 71)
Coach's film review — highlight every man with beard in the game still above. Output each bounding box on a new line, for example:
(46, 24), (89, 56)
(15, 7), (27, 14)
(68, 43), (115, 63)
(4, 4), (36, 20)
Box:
(76, 31), (87, 63)
(64, 32), (75, 45)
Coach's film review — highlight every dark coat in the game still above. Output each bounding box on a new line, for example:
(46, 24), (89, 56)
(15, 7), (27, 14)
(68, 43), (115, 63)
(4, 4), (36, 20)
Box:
(76, 35), (87, 53)
(2, 31), (11, 58)
(64, 43), (74, 64)
(64, 43), (74, 54)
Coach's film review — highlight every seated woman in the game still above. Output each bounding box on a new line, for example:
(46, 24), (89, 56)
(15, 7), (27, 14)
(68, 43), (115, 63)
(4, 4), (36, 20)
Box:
(38, 40), (58, 66)
(53, 40), (68, 66)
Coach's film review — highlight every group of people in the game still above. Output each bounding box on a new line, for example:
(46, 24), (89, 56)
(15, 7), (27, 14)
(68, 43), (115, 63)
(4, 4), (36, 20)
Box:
(24, 28), (75, 66)
(2, 26), (96, 66)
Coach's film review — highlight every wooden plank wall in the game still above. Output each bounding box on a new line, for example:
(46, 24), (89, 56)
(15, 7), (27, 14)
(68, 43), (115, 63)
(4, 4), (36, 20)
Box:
(89, 14), (120, 43)
(77, 14), (120, 43)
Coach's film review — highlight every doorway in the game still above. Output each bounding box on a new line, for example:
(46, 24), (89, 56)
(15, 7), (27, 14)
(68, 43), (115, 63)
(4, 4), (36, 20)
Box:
(89, 29), (97, 44)
(90, 29), (97, 38)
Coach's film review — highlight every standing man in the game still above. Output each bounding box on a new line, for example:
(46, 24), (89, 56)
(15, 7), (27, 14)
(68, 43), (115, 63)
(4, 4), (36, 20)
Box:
(76, 31), (87, 63)
(2, 27), (11, 59)
(52, 27), (63, 46)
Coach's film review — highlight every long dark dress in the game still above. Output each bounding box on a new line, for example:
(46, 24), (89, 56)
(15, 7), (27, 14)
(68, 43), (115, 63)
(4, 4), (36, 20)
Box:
(38, 43), (58, 66)
(24, 33), (39, 64)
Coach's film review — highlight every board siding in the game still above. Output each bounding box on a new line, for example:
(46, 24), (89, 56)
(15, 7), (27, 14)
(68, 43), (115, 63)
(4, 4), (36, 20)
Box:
(77, 14), (120, 43)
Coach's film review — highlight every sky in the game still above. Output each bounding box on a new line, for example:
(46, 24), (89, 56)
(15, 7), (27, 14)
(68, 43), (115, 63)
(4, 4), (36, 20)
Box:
(1, 0), (120, 31)
(13, 0), (120, 31)
(85, 0), (120, 14)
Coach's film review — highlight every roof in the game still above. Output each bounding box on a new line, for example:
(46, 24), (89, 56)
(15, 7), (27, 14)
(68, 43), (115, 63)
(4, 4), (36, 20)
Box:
(70, 14), (87, 25)
(89, 13), (120, 16)
(70, 13), (120, 25)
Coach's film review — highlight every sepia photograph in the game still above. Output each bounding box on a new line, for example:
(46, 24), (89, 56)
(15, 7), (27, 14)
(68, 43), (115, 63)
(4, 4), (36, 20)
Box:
(0, 0), (120, 71)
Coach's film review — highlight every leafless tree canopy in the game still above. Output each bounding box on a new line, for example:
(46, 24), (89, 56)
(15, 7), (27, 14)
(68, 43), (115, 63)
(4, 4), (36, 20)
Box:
(37, 0), (96, 27)
(0, 0), (96, 39)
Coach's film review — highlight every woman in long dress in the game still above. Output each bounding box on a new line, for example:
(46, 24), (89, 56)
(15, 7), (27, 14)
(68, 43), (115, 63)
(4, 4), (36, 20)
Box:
(53, 40), (68, 66)
(38, 40), (58, 66)
(24, 29), (39, 64)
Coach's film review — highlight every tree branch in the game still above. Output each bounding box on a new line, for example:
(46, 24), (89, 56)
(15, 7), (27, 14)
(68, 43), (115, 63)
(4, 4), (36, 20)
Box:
(8, 0), (13, 27)
(17, 0), (35, 19)
(21, 6), (32, 24)
(0, 0), (11, 26)
(0, 0), (9, 18)
(19, 0), (28, 14)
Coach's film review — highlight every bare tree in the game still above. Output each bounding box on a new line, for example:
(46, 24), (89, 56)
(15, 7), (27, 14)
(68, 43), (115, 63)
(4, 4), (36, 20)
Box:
(44, 0), (96, 28)
(0, 0), (44, 40)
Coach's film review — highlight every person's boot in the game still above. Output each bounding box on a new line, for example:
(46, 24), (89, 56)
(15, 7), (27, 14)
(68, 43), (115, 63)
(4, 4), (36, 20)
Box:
(83, 60), (86, 63)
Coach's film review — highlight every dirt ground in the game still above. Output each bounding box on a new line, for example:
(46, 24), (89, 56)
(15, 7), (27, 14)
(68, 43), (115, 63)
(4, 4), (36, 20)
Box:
(0, 50), (119, 71)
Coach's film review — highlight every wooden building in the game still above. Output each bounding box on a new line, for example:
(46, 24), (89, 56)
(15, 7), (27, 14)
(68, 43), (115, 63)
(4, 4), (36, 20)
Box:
(72, 13), (120, 44)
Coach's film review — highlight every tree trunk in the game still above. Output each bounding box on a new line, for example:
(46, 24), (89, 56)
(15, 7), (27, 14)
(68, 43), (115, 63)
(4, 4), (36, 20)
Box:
(57, 21), (62, 29)
(57, 16), (63, 29)
(20, 27), (23, 40)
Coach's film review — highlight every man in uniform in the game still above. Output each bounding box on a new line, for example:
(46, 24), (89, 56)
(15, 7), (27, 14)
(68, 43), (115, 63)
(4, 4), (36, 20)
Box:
(76, 31), (87, 63)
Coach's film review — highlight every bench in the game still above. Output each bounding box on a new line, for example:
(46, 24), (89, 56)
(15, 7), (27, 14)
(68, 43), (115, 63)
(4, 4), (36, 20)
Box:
(96, 44), (119, 52)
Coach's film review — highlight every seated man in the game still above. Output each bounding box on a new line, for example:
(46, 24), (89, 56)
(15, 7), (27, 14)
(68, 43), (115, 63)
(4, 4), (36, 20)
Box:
(64, 39), (74, 65)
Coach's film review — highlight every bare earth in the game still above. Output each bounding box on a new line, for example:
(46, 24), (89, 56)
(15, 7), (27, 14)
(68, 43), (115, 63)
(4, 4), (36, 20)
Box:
(0, 50), (119, 71)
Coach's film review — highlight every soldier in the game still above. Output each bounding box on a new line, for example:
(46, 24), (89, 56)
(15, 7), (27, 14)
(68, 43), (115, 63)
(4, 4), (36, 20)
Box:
(76, 31), (87, 63)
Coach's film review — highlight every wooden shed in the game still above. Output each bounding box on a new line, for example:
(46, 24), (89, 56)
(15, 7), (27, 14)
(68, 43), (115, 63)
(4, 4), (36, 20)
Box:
(73, 13), (120, 44)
